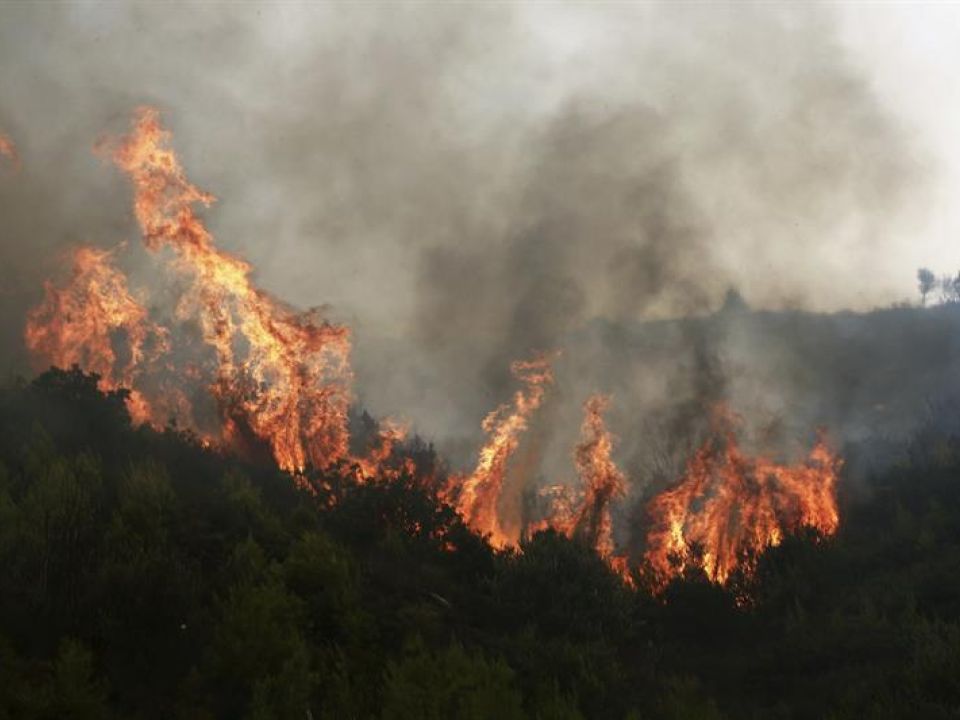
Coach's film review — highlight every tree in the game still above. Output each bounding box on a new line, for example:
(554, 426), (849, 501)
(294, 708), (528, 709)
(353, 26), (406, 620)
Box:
(381, 638), (526, 720)
(939, 272), (960, 304)
(201, 568), (313, 719)
(918, 268), (936, 306)
(718, 288), (748, 314)
(47, 639), (111, 720)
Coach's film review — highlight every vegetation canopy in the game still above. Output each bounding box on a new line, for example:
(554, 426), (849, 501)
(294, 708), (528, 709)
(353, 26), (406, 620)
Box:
(1, 368), (960, 719)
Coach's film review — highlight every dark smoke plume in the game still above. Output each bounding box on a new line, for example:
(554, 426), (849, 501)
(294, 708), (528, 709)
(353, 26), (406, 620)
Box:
(0, 3), (933, 508)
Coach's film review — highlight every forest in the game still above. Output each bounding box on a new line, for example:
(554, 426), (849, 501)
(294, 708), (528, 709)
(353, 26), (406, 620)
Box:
(2, 366), (960, 719)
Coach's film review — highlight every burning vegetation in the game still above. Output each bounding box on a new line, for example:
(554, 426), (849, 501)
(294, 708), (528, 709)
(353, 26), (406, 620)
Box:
(0, 131), (17, 169)
(642, 406), (841, 589)
(532, 394), (631, 580)
(24, 245), (165, 426)
(109, 107), (354, 473)
(23, 108), (841, 589)
(441, 354), (554, 549)
(27, 108), (367, 475)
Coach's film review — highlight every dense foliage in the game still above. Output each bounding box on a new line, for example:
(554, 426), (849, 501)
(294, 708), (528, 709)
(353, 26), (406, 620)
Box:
(2, 368), (960, 719)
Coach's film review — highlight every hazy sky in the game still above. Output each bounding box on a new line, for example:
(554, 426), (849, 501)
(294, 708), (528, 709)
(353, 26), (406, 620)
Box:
(536, 2), (960, 303)
(836, 2), (960, 282)
(1, 2), (953, 321)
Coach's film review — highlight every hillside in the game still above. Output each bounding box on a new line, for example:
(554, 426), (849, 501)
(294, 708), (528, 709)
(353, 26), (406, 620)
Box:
(2, 367), (960, 719)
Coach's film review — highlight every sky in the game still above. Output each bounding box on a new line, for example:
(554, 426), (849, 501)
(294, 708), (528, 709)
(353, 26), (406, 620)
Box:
(836, 2), (960, 283)
(1, 2), (953, 317)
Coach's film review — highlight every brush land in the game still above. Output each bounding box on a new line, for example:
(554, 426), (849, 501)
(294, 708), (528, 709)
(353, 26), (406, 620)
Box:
(1, 363), (960, 719)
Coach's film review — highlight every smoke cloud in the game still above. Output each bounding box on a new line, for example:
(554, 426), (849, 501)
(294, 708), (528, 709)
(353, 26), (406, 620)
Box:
(0, 2), (936, 507)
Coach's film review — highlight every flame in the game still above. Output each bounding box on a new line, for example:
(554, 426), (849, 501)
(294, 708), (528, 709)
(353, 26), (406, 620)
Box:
(444, 354), (554, 548)
(21, 108), (846, 591)
(0, 131), (17, 169)
(568, 394), (628, 558)
(108, 107), (353, 472)
(24, 245), (167, 424)
(26, 107), (353, 472)
(534, 394), (632, 581)
(642, 405), (841, 590)
(354, 418), (408, 480)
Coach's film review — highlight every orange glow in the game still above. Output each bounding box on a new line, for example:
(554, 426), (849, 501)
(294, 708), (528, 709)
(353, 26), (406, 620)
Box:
(354, 418), (409, 480)
(642, 405), (841, 590)
(0, 132), (17, 169)
(536, 394), (631, 581)
(568, 394), (628, 559)
(26, 108), (355, 473)
(22, 109), (845, 590)
(25, 245), (167, 424)
(443, 354), (554, 548)
(106, 107), (353, 472)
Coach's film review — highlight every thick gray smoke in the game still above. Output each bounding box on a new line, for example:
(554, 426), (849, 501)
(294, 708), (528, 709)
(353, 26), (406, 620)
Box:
(0, 3), (937, 507)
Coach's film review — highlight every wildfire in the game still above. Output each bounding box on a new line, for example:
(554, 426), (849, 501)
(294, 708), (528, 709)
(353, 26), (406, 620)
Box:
(353, 419), (409, 480)
(642, 405), (841, 590)
(443, 354), (554, 549)
(533, 394), (632, 579)
(440, 361), (635, 581)
(27, 107), (353, 473)
(25, 246), (167, 425)
(537, 395), (626, 544)
(111, 107), (353, 472)
(0, 131), (17, 169)
(21, 108), (845, 595)
(568, 394), (628, 557)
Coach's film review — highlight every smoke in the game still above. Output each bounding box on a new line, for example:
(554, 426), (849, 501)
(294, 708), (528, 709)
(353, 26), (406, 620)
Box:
(0, 2), (935, 501)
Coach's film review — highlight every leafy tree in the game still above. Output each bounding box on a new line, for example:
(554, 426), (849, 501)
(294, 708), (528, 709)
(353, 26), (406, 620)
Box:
(47, 639), (111, 720)
(918, 267), (936, 305)
(939, 272), (960, 304)
(381, 638), (525, 720)
(656, 676), (724, 720)
(200, 565), (312, 718)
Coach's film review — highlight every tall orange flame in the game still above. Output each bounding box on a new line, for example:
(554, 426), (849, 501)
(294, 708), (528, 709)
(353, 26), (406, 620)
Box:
(107, 107), (353, 472)
(568, 394), (628, 558)
(444, 354), (554, 548)
(24, 246), (167, 424)
(642, 405), (840, 590)
(535, 394), (631, 580)
(25, 108), (353, 472)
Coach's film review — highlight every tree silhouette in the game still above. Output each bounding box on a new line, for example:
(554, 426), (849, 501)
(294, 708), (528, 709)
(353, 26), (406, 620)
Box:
(918, 267), (936, 306)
